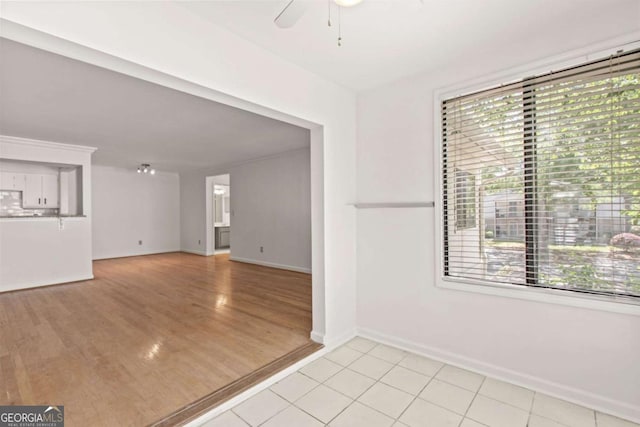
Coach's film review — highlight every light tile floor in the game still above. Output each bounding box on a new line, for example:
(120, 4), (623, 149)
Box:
(200, 337), (639, 427)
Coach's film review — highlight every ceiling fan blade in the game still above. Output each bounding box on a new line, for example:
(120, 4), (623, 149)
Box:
(274, 0), (309, 29)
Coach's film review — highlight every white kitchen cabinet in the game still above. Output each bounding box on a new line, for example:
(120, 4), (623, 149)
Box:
(0, 172), (26, 191)
(24, 174), (43, 207)
(23, 173), (59, 208)
(40, 174), (59, 208)
(42, 174), (59, 207)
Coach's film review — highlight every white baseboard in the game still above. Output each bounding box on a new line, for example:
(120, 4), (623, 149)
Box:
(309, 328), (357, 347)
(181, 249), (209, 256)
(310, 330), (325, 343)
(229, 256), (312, 274)
(357, 327), (640, 424)
(93, 248), (181, 260)
(0, 274), (94, 293)
(322, 328), (357, 348)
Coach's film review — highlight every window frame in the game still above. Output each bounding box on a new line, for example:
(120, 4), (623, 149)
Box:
(433, 40), (640, 316)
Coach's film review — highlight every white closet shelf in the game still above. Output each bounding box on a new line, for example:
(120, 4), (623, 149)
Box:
(351, 202), (435, 209)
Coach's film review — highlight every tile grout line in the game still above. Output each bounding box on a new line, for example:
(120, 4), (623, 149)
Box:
(292, 365), (352, 425)
(231, 407), (253, 427)
(353, 347), (417, 423)
(412, 368), (490, 423)
(461, 375), (486, 427)
(251, 390), (300, 427)
(298, 372), (354, 426)
(528, 393), (583, 427)
(334, 343), (490, 425)
(284, 342), (372, 425)
(526, 391), (537, 427)
(473, 380), (543, 420)
(332, 347), (404, 422)
(315, 342), (423, 424)
(264, 391), (327, 426)
(394, 357), (447, 423)
(313, 340), (383, 425)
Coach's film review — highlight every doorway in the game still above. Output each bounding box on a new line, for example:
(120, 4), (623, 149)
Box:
(10, 22), (328, 343)
(209, 174), (230, 254)
(1, 23), (332, 427)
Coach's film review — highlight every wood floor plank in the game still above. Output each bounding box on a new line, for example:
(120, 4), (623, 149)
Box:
(0, 253), (315, 426)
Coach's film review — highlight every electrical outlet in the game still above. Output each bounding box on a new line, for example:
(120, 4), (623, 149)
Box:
(260, 246), (264, 253)
(138, 240), (142, 245)
(198, 240), (201, 245)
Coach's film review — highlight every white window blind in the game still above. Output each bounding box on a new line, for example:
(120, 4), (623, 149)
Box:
(442, 49), (640, 299)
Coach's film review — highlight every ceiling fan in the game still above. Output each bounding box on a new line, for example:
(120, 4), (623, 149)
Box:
(274, 0), (362, 30)
(274, 0), (422, 46)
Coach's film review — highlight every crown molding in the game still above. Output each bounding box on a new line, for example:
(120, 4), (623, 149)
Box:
(0, 135), (97, 154)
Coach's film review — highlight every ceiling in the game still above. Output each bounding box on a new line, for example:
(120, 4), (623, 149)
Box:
(181, 0), (640, 91)
(1, 2), (638, 168)
(0, 38), (310, 173)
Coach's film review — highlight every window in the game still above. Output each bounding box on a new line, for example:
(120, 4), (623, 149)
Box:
(442, 49), (640, 300)
(455, 170), (476, 229)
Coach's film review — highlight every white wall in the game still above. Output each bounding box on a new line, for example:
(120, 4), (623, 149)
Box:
(92, 165), (180, 260)
(211, 175), (229, 185)
(182, 149), (312, 274)
(1, 2), (355, 342)
(230, 148), (311, 273)
(356, 36), (640, 423)
(0, 135), (95, 291)
(181, 170), (209, 255)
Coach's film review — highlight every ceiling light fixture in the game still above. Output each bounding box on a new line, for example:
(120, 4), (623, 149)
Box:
(333, 0), (362, 7)
(137, 163), (156, 175)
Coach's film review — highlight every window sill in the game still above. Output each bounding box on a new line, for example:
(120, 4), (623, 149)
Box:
(437, 277), (640, 316)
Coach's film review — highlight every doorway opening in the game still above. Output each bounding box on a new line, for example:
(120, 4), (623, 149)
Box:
(210, 174), (230, 254)
(1, 23), (327, 427)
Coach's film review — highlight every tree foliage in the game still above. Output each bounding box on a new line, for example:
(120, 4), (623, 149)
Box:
(479, 73), (640, 223)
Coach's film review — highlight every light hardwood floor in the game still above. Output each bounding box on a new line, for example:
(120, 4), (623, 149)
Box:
(0, 253), (315, 426)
